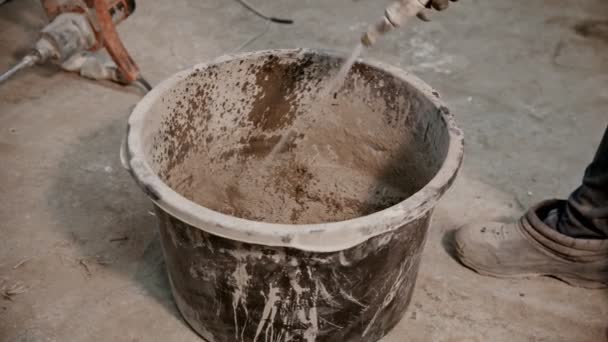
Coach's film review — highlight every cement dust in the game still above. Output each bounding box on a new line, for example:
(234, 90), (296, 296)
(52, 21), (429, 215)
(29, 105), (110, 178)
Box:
(267, 43), (365, 161)
(160, 49), (425, 225)
(168, 95), (413, 225)
(227, 43), (369, 219)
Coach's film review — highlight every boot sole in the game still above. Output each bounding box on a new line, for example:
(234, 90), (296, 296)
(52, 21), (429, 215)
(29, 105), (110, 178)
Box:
(454, 242), (608, 289)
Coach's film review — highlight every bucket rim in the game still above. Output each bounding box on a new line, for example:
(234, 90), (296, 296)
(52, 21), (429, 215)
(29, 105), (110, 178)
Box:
(124, 48), (463, 253)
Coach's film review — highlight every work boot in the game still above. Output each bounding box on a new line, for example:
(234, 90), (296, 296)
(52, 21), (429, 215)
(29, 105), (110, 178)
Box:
(453, 200), (608, 288)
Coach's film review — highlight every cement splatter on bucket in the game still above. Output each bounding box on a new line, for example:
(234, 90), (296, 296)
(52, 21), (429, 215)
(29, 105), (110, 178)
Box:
(122, 49), (463, 342)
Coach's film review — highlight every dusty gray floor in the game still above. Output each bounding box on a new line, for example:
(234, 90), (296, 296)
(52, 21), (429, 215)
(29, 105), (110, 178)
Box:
(1, 0), (607, 341)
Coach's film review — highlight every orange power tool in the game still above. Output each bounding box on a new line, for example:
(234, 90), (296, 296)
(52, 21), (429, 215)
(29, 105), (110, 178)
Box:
(1, 0), (150, 90)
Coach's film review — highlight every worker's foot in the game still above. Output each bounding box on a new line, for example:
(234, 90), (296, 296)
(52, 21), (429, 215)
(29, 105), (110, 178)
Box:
(453, 200), (608, 288)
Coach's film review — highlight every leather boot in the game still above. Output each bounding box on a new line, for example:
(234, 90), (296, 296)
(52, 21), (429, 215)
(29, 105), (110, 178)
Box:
(453, 199), (608, 288)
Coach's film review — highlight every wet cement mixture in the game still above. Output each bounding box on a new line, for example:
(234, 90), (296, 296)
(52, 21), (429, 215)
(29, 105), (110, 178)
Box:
(150, 51), (444, 225)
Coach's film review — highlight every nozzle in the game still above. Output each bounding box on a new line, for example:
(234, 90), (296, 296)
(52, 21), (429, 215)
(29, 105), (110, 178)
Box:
(0, 54), (41, 84)
(361, 0), (428, 47)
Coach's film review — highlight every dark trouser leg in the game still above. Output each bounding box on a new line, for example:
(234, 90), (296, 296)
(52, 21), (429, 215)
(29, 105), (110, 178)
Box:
(554, 125), (608, 239)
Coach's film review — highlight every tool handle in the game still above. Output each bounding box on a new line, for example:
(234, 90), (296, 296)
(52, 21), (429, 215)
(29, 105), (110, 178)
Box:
(94, 0), (140, 83)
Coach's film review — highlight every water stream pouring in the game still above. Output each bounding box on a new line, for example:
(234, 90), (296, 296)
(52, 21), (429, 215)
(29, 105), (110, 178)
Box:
(268, 0), (430, 160)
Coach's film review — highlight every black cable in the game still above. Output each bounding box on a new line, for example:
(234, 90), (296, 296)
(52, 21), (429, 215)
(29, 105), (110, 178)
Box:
(136, 76), (153, 92)
(234, 0), (293, 24)
(269, 17), (293, 24)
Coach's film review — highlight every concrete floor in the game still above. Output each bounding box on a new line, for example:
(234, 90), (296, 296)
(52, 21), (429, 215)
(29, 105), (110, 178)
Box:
(1, 0), (607, 341)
